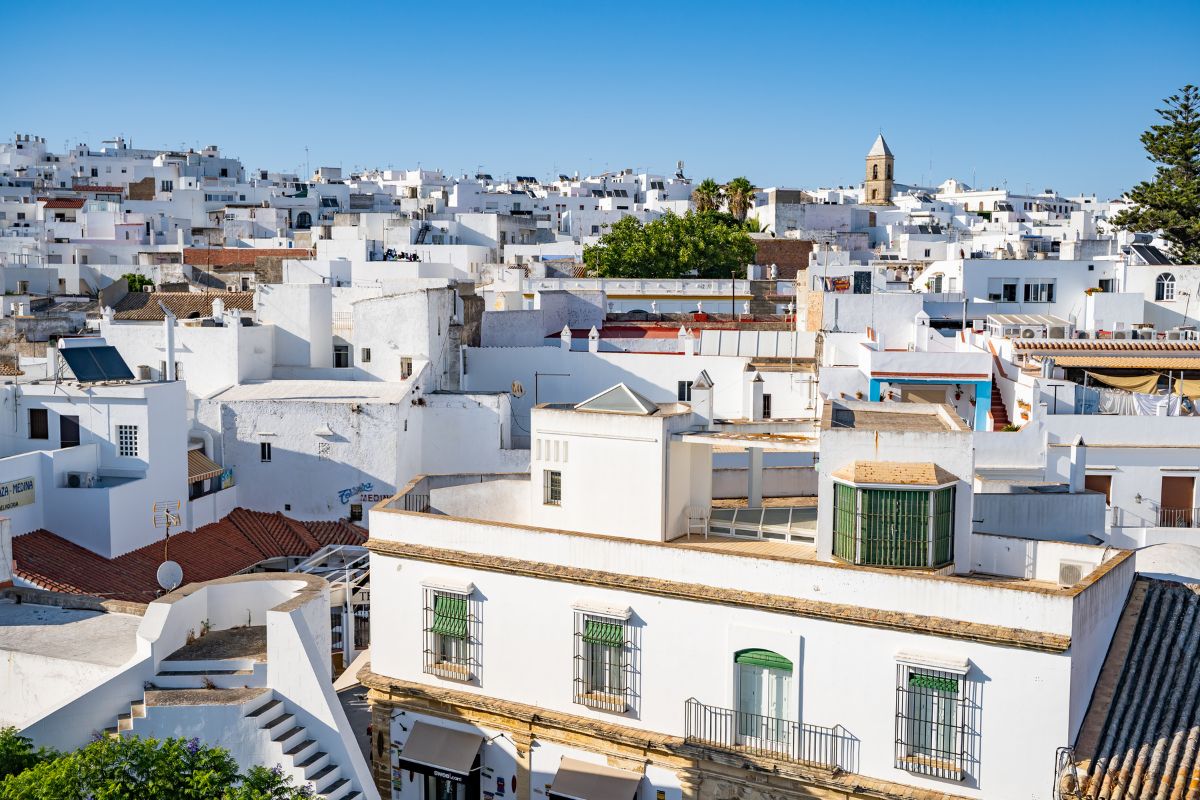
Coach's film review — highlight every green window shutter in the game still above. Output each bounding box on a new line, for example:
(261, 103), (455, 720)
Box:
(431, 595), (468, 639)
(582, 619), (623, 647)
(909, 672), (959, 694)
(734, 648), (793, 672)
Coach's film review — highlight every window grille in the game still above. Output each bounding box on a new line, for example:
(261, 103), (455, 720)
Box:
(116, 424), (139, 457)
(317, 442), (330, 460)
(544, 470), (561, 506)
(422, 588), (478, 681)
(895, 665), (967, 779)
(572, 612), (631, 712)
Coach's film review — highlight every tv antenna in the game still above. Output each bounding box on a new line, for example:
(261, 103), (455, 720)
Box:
(152, 500), (182, 562)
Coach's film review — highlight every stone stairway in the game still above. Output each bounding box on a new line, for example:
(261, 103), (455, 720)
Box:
(990, 383), (1011, 430)
(247, 692), (363, 800)
(104, 662), (363, 800)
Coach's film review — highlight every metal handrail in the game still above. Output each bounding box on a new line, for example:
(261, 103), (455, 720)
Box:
(683, 698), (853, 771)
(1158, 506), (1200, 528)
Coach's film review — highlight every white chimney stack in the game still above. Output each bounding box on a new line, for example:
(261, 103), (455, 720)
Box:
(212, 298), (225, 319)
(159, 301), (177, 382)
(587, 326), (600, 354)
(1068, 435), (1087, 494)
(560, 324), (572, 352)
(744, 366), (764, 421)
(691, 370), (714, 428)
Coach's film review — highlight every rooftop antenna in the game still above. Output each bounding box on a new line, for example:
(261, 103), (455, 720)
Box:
(152, 499), (182, 564)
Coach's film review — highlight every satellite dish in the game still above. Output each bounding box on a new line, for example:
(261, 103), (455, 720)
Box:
(511, 380), (525, 398)
(157, 560), (183, 592)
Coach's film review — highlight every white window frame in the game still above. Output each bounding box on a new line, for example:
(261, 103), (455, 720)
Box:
(544, 469), (562, 506)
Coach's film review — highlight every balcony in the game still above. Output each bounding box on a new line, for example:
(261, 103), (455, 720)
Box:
(683, 698), (857, 772)
(1158, 507), (1200, 528)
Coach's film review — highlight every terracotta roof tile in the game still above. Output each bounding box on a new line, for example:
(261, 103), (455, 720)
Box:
(831, 460), (958, 486)
(11, 508), (365, 603)
(1013, 340), (1200, 352)
(183, 248), (314, 267)
(41, 198), (86, 209)
(1070, 579), (1200, 798)
(112, 291), (253, 321)
(70, 185), (124, 193)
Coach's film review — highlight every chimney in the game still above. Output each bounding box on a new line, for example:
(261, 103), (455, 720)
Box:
(159, 301), (177, 381)
(560, 324), (572, 352)
(743, 366), (764, 421)
(691, 370), (714, 428)
(587, 326), (600, 354)
(677, 325), (693, 356)
(212, 298), (225, 319)
(1068, 435), (1087, 494)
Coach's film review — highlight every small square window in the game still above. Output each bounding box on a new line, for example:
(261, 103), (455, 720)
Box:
(361, 347), (371, 363)
(29, 408), (48, 440)
(349, 503), (363, 522)
(677, 380), (693, 401)
(543, 470), (561, 506)
(260, 442), (272, 462)
(116, 424), (139, 457)
(400, 357), (413, 379)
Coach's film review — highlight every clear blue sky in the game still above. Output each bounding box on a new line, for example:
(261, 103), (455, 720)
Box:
(3, 0), (1197, 198)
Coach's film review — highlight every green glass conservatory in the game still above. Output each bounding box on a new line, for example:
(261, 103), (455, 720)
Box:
(831, 464), (956, 568)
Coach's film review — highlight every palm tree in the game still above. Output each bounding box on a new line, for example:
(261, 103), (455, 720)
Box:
(724, 176), (756, 222)
(692, 178), (723, 213)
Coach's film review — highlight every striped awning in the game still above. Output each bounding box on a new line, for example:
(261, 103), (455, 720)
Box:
(1050, 356), (1200, 370)
(187, 450), (224, 482)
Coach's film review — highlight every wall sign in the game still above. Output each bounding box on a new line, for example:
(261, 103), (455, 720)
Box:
(0, 476), (35, 511)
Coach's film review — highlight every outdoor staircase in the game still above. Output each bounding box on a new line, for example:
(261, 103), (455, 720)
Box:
(414, 223), (431, 244)
(103, 662), (364, 799)
(990, 383), (1011, 431)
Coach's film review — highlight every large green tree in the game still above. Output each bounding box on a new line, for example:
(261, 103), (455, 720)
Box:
(1113, 84), (1200, 263)
(583, 211), (756, 279)
(691, 178), (724, 213)
(0, 730), (314, 800)
(724, 176), (756, 222)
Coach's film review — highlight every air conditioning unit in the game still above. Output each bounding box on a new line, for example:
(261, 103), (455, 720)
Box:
(1112, 330), (1128, 340)
(1020, 327), (1038, 338)
(1168, 330), (1182, 341)
(1058, 560), (1091, 587)
(65, 471), (95, 488)
(1048, 326), (1067, 339)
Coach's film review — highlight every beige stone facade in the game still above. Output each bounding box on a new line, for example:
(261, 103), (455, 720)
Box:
(361, 669), (972, 800)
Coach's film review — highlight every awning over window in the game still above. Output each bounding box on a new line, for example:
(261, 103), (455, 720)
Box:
(431, 595), (467, 639)
(396, 721), (482, 784)
(735, 648), (793, 671)
(187, 450), (224, 482)
(582, 619), (622, 647)
(547, 757), (641, 800)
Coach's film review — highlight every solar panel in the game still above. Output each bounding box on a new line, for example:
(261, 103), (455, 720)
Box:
(60, 346), (135, 383)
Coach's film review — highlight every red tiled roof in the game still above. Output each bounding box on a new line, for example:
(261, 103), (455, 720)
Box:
(40, 198), (86, 209)
(11, 508), (365, 603)
(113, 290), (254, 320)
(183, 248), (314, 267)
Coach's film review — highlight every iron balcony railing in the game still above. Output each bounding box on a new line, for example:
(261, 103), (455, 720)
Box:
(1158, 506), (1200, 528)
(683, 698), (854, 772)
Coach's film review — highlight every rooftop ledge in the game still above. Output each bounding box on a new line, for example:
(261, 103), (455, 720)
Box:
(370, 474), (1136, 650)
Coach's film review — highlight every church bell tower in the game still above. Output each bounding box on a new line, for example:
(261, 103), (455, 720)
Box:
(864, 134), (894, 205)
